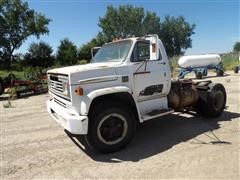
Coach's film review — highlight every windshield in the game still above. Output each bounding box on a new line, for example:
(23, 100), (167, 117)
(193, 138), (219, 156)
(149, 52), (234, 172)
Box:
(92, 40), (132, 63)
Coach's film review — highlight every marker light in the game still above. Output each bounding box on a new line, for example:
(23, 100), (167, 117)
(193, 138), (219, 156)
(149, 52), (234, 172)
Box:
(75, 87), (84, 96)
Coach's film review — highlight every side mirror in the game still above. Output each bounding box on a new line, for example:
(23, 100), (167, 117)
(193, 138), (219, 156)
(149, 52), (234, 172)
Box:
(91, 47), (101, 58)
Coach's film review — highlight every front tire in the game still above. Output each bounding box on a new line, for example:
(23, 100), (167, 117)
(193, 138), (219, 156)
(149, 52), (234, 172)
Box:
(85, 103), (136, 153)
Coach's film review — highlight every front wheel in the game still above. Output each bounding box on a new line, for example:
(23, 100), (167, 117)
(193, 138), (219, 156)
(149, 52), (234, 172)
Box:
(85, 103), (136, 153)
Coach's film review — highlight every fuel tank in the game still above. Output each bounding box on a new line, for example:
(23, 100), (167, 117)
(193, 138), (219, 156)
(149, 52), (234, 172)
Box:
(178, 54), (221, 68)
(167, 80), (198, 110)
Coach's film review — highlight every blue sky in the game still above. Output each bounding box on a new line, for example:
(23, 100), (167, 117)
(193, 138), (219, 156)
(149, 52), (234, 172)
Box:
(18, 0), (239, 55)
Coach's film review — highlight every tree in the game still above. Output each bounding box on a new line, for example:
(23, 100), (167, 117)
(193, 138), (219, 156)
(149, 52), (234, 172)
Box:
(0, 0), (51, 69)
(233, 42), (240, 52)
(159, 15), (196, 57)
(78, 5), (162, 61)
(24, 41), (54, 68)
(56, 39), (78, 66)
(98, 5), (195, 57)
(98, 5), (160, 39)
(142, 12), (161, 35)
(78, 32), (107, 62)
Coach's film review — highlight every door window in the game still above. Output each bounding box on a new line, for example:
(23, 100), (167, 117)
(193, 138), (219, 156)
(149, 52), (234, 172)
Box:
(131, 41), (150, 62)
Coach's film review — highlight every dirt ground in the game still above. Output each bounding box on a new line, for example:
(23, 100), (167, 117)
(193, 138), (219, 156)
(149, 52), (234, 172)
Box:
(1, 71), (240, 180)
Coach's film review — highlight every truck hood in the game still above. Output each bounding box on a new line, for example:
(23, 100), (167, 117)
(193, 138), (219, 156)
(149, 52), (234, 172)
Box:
(48, 62), (121, 75)
(48, 62), (122, 85)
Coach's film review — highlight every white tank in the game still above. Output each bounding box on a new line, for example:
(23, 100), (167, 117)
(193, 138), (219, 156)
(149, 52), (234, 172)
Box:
(178, 54), (221, 68)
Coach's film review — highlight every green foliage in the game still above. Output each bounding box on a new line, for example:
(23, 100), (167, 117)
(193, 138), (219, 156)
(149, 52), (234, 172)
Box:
(99, 5), (145, 38)
(56, 39), (78, 66)
(0, 0), (51, 69)
(23, 66), (47, 81)
(78, 5), (164, 61)
(95, 5), (195, 58)
(160, 16), (195, 57)
(11, 62), (24, 71)
(142, 12), (161, 35)
(98, 5), (162, 39)
(24, 41), (54, 68)
(78, 33), (106, 62)
(78, 60), (88, 65)
(221, 53), (239, 70)
(0, 70), (24, 79)
(233, 42), (240, 52)
(169, 56), (180, 71)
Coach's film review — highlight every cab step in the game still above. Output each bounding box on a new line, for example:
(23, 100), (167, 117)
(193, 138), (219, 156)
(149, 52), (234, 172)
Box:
(142, 108), (174, 121)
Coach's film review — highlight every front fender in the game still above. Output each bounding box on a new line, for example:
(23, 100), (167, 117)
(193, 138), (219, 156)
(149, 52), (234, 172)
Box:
(80, 86), (132, 115)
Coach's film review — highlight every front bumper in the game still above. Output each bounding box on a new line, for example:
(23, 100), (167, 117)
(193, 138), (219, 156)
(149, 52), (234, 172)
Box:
(47, 99), (88, 134)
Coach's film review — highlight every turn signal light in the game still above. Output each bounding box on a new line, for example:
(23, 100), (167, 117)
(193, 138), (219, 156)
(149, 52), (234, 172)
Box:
(75, 87), (84, 96)
(152, 43), (156, 53)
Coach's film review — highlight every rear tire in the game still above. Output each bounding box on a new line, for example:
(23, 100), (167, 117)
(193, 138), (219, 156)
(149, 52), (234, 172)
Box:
(195, 83), (226, 118)
(195, 71), (203, 79)
(85, 102), (136, 153)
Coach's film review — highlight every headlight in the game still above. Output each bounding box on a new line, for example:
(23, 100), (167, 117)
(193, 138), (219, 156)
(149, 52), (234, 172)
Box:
(62, 81), (69, 96)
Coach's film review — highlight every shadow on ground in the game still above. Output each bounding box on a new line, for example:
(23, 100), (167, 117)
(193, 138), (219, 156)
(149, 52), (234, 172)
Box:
(65, 110), (240, 163)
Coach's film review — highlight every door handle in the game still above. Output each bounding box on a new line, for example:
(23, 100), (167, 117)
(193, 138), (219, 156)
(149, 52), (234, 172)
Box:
(158, 62), (166, 65)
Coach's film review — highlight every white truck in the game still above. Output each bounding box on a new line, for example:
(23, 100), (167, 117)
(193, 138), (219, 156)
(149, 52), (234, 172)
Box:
(47, 34), (226, 153)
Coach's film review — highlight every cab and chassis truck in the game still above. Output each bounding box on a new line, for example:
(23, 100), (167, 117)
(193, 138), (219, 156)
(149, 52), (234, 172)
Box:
(47, 35), (226, 153)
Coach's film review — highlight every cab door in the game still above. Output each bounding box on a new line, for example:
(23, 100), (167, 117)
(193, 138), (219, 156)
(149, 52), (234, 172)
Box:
(130, 40), (170, 103)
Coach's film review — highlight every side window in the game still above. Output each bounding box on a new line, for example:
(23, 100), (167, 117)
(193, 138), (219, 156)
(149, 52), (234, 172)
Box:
(131, 41), (150, 62)
(159, 49), (162, 60)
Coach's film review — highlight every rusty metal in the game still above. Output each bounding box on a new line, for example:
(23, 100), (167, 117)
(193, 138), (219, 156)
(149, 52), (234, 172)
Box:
(167, 79), (198, 110)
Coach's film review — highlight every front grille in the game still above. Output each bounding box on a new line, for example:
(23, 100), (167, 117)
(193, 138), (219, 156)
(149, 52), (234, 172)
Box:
(48, 73), (71, 101)
(50, 80), (64, 93)
(54, 97), (67, 108)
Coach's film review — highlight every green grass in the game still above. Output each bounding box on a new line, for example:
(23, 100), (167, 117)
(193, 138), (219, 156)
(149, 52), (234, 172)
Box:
(221, 53), (239, 70)
(0, 70), (25, 79)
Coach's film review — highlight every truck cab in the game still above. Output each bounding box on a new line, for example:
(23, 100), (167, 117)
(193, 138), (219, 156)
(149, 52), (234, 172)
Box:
(47, 34), (226, 153)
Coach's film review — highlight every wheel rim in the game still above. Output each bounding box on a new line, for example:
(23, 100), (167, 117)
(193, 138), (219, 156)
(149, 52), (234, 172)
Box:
(213, 91), (225, 111)
(97, 113), (128, 145)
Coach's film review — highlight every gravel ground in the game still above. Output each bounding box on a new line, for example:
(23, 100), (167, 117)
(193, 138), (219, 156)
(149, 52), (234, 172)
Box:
(1, 71), (240, 180)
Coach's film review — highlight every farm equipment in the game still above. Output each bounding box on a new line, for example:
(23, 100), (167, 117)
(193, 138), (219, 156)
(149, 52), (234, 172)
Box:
(0, 73), (48, 98)
(178, 54), (224, 79)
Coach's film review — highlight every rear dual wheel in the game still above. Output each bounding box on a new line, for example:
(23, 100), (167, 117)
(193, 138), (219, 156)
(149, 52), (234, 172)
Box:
(195, 83), (226, 118)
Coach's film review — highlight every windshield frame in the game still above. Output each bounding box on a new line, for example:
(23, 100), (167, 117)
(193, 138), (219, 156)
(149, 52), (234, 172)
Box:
(91, 40), (133, 63)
